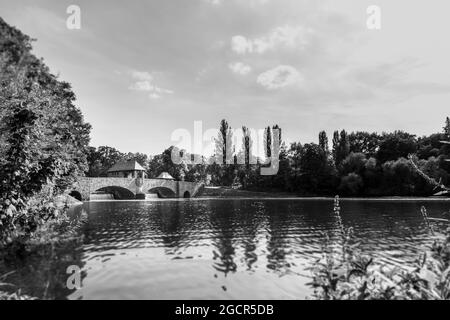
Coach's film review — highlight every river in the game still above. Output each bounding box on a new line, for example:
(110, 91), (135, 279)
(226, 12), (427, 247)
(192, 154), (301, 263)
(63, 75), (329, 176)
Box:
(2, 198), (450, 299)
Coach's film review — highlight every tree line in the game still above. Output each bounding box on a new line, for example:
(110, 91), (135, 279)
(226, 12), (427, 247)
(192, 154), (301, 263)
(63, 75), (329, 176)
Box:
(86, 118), (450, 197)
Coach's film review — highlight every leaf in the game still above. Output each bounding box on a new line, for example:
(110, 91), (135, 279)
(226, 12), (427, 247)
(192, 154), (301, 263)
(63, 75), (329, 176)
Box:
(332, 268), (347, 279)
(418, 269), (437, 290)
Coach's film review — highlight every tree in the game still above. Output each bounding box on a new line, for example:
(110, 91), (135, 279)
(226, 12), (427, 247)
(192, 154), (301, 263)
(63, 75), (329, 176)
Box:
(264, 126), (272, 159)
(147, 146), (181, 180)
(382, 158), (418, 196)
(339, 130), (350, 161)
(340, 153), (367, 176)
(444, 117), (450, 137)
(86, 146), (124, 177)
(215, 119), (234, 165)
(272, 124), (282, 142)
(377, 131), (417, 164)
(0, 18), (91, 240)
(288, 142), (303, 171)
(363, 157), (381, 195)
(125, 152), (149, 170)
(441, 117), (450, 160)
(332, 130), (340, 164)
(348, 131), (381, 157)
(339, 173), (364, 196)
(184, 154), (208, 183)
(241, 126), (253, 169)
(333, 130), (350, 167)
(287, 142), (303, 191)
(270, 125), (291, 190)
(417, 133), (446, 160)
(211, 119), (236, 186)
(408, 117), (450, 196)
(319, 131), (329, 154)
(298, 143), (336, 194)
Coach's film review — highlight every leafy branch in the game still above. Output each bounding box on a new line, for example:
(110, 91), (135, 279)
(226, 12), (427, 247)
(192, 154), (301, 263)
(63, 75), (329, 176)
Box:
(408, 154), (450, 193)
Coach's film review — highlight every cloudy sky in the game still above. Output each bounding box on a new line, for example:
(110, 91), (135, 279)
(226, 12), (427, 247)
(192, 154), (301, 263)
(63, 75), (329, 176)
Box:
(1, 0), (450, 155)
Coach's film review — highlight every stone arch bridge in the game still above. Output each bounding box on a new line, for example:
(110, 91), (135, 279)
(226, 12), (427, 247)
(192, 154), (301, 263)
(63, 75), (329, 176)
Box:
(71, 177), (204, 201)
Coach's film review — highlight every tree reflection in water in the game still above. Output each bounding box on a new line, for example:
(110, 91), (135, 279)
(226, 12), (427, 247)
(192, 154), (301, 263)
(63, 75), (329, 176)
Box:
(2, 199), (445, 299)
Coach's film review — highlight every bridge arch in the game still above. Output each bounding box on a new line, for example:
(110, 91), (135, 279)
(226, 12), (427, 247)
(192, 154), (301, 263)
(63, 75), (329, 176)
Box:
(69, 190), (83, 201)
(148, 187), (177, 198)
(183, 191), (191, 198)
(96, 186), (135, 200)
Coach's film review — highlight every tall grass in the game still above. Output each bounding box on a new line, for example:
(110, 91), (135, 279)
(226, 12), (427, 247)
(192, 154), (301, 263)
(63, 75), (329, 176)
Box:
(308, 196), (450, 300)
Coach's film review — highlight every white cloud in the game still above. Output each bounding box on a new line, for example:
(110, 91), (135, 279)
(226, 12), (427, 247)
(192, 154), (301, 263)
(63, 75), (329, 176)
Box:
(257, 65), (302, 90)
(231, 35), (253, 55)
(129, 81), (153, 91)
(250, 0), (270, 5)
(231, 25), (311, 55)
(131, 70), (153, 81)
(149, 93), (161, 99)
(229, 62), (252, 75)
(203, 0), (269, 6)
(128, 70), (173, 99)
(204, 0), (222, 5)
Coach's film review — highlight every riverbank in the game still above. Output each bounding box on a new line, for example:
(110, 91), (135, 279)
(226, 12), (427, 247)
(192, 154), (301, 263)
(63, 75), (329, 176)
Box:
(199, 186), (450, 201)
(199, 186), (295, 198)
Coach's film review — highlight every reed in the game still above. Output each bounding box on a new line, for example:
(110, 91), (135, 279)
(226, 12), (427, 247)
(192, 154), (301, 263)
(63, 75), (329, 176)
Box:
(308, 196), (450, 300)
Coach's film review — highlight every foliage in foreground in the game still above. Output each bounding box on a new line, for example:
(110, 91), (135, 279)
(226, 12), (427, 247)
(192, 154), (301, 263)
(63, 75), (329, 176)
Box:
(0, 287), (36, 300)
(0, 207), (87, 300)
(0, 18), (91, 243)
(309, 196), (450, 300)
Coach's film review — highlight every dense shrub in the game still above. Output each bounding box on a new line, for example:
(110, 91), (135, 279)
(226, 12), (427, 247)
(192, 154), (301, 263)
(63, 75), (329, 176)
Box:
(0, 18), (91, 243)
(339, 173), (364, 196)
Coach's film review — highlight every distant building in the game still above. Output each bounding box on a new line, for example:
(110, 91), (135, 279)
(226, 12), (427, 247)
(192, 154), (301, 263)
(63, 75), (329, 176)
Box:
(156, 172), (175, 180)
(107, 160), (146, 178)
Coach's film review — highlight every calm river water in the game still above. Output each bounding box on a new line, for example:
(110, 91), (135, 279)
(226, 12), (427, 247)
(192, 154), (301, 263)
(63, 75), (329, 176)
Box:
(2, 198), (450, 299)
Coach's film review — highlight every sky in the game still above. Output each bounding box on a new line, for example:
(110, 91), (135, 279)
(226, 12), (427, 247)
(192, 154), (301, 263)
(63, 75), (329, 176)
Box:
(1, 0), (450, 156)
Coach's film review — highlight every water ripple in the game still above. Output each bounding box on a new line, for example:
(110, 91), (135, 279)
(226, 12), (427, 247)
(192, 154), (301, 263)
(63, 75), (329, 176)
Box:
(5, 198), (446, 300)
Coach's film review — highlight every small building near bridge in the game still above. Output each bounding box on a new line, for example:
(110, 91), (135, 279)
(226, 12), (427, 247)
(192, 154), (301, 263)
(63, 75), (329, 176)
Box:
(156, 172), (175, 180)
(107, 160), (146, 178)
